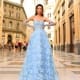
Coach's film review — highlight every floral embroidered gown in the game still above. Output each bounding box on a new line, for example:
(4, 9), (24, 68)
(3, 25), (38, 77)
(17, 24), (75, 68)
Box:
(19, 20), (59, 80)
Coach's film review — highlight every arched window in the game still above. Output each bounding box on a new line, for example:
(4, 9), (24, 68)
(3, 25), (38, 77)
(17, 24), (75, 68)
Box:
(9, 21), (13, 28)
(3, 20), (6, 27)
(16, 34), (20, 38)
(16, 12), (20, 19)
(16, 22), (20, 30)
(9, 10), (12, 17)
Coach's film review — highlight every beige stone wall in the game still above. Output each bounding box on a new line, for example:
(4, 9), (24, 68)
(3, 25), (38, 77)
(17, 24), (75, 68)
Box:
(2, 0), (27, 44)
(54, 0), (80, 54)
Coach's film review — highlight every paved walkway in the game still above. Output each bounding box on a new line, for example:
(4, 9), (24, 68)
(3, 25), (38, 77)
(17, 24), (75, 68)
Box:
(0, 50), (80, 80)
(54, 51), (80, 80)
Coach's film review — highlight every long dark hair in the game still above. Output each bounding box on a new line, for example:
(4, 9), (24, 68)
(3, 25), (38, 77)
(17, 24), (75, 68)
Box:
(35, 4), (44, 16)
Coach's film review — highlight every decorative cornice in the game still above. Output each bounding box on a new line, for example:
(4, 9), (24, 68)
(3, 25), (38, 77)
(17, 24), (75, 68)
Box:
(3, 0), (27, 18)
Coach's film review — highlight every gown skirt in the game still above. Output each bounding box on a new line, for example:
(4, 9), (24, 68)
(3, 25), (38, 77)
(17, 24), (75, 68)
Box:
(19, 26), (59, 80)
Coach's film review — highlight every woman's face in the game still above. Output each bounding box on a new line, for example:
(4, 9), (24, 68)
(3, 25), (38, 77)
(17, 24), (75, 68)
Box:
(36, 6), (43, 15)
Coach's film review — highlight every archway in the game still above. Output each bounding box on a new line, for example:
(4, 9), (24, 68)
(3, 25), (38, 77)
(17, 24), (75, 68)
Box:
(7, 34), (12, 44)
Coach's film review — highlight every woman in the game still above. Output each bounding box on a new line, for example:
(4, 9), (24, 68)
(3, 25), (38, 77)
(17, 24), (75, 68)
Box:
(19, 4), (59, 80)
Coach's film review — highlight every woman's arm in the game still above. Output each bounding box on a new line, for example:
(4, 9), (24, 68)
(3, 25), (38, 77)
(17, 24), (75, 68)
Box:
(44, 17), (56, 26)
(23, 16), (34, 23)
(23, 16), (34, 27)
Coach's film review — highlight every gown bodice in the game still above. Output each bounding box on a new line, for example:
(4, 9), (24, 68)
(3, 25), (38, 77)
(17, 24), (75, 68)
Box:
(33, 20), (44, 30)
(24, 20), (54, 30)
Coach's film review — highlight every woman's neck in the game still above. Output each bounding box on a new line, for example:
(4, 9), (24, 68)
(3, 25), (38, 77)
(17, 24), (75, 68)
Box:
(36, 14), (42, 17)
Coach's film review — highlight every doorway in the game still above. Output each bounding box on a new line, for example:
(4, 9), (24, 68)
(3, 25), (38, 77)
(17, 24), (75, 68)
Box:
(63, 22), (66, 51)
(7, 34), (12, 44)
(69, 14), (74, 52)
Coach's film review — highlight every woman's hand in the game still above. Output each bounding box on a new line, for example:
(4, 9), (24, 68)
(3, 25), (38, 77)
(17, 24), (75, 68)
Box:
(44, 17), (56, 26)
(23, 19), (27, 24)
(49, 21), (56, 26)
(23, 16), (34, 26)
(23, 19), (27, 26)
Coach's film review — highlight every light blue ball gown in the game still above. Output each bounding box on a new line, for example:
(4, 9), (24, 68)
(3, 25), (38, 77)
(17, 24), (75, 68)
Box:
(19, 20), (59, 80)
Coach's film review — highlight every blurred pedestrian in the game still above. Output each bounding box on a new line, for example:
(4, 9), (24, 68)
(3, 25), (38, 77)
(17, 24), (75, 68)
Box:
(15, 41), (18, 53)
(23, 41), (27, 51)
(18, 42), (22, 52)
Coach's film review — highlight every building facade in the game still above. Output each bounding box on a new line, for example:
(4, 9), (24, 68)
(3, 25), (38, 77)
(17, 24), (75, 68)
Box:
(33, 0), (48, 6)
(54, 0), (80, 54)
(0, 0), (3, 45)
(44, 1), (55, 45)
(2, 0), (27, 44)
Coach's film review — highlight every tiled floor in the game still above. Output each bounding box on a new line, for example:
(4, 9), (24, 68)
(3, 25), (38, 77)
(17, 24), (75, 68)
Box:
(54, 51), (80, 80)
(55, 60), (80, 80)
(0, 51), (80, 80)
(0, 73), (19, 80)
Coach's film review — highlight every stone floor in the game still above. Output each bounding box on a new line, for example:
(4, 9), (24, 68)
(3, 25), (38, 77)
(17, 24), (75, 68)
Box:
(0, 50), (80, 80)
(54, 51), (80, 80)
